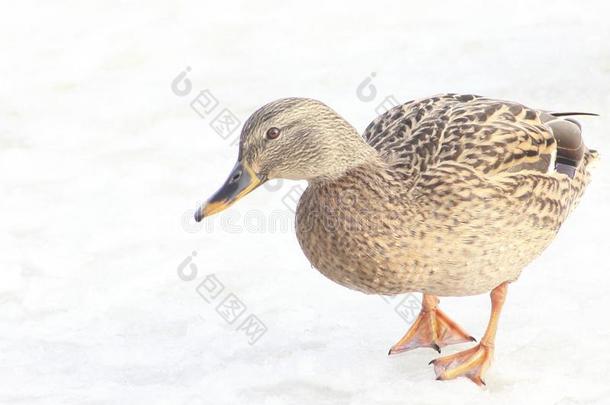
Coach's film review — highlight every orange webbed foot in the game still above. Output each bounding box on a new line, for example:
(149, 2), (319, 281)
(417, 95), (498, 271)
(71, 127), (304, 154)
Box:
(430, 343), (493, 386)
(429, 282), (509, 386)
(388, 295), (475, 355)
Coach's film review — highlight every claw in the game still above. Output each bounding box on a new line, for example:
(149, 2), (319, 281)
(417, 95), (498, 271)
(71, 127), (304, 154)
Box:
(430, 343), (493, 386)
(426, 283), (507, 385)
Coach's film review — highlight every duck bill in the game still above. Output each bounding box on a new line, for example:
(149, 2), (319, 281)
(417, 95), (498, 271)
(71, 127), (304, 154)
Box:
(194, 161), (262, 222)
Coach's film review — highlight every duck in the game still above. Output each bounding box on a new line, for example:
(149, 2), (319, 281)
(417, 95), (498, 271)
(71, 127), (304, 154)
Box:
(193, 93), (597, 385)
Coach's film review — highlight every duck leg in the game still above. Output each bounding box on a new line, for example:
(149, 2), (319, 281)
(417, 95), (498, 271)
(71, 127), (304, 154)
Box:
(431, 282), (508, 386)
(388, 294), (475, 355)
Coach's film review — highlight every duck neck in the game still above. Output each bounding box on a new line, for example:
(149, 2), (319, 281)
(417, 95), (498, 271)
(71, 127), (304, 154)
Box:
(310, 127), (382, 183)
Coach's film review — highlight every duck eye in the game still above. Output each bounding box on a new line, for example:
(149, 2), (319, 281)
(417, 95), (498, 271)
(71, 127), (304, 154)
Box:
(266, 127), (281, 140)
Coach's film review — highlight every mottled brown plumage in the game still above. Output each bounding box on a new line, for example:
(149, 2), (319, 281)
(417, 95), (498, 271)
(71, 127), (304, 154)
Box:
(196, 93), (597, 385)
(295, 94), (596, 297)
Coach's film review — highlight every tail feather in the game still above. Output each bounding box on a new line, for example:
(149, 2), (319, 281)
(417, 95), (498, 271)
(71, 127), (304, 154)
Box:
(550, 112), (599, 117)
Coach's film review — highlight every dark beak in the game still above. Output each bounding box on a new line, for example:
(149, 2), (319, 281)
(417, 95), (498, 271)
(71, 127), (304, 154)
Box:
(194, 161), (263, 222)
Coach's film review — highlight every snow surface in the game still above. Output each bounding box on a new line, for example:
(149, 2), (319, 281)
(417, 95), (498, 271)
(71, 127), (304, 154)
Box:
(1, 0), (610, 404)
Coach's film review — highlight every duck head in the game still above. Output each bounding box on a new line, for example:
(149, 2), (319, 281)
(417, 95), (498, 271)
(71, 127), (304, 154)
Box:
(194, 98), (377, 221)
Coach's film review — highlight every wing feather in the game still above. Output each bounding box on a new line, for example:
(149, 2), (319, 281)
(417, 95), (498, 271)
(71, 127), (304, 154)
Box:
(363, 94), (558, 177)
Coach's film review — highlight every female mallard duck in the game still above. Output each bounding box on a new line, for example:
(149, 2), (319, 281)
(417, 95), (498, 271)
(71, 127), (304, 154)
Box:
(194, 94), (597, 385)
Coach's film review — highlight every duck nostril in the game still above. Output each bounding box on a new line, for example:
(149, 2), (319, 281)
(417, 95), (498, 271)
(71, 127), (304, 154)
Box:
(230, 170), (242, 183)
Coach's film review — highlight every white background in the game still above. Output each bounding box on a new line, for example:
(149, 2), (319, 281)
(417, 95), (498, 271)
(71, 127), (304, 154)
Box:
(1, 1), (610, 404)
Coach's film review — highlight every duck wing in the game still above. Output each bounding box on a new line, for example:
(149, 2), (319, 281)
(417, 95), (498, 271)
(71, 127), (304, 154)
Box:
(362, 93), (595, 178)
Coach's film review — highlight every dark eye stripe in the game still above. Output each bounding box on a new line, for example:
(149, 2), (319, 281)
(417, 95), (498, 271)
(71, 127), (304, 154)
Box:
(266, 127), (281, 139)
